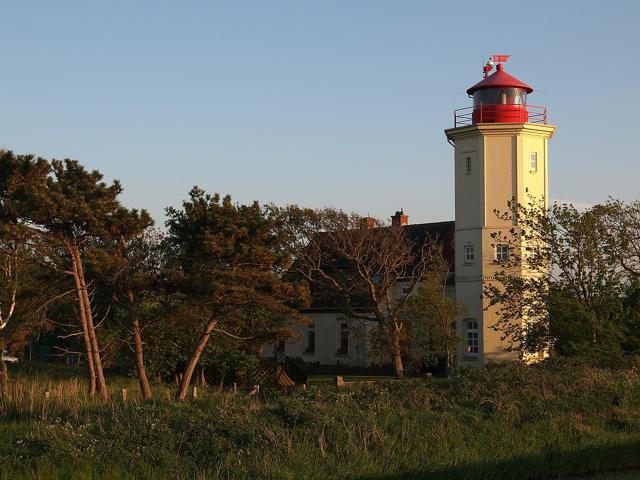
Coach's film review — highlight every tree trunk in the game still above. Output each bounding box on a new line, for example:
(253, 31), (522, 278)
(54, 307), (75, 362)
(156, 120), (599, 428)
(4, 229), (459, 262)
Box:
(69, 250), (97, 397)
(0, 341), (10, 397)
(392, 350), (405, 379)
(72, 246), (109, 400)
(175, 317), (217, 402)
(127, 287), (152, 400)
(388, 321), (405, 379)
(218, 370), (226, 392)
(391, 332), (405, 379)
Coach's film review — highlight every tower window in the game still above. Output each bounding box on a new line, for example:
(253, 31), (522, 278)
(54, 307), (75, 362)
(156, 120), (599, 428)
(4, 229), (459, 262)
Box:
(496, 244), (509, 262)
(530, 152), (538, 172)
(465, 156), (472, 175)
(466, 320), (479, 354)
(464, 244), (475, 263)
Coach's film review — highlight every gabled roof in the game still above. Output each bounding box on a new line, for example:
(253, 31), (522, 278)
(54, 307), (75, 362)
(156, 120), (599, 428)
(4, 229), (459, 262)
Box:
(403, 220), (455, 266)
(304, 220), (456, 312)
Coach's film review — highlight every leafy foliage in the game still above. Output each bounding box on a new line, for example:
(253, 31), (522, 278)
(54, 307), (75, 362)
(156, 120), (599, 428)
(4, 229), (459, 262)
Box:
(486, 197), (640, 357)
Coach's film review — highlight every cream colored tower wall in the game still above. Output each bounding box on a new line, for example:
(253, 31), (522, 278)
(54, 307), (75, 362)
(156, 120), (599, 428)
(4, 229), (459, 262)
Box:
(446, 123), (556, 366)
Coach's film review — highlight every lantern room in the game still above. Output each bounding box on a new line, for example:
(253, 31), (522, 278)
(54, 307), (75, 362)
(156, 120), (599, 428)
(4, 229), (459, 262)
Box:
(453, 57), (547, 127)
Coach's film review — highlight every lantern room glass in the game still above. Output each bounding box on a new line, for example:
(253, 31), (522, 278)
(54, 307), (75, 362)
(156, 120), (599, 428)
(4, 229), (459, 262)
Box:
(473, 88), (528, 106)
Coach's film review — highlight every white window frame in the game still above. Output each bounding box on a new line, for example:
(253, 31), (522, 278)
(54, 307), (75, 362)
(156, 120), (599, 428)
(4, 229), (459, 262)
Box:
(466, 320), (479, 355)
(465, 156), (472, 175)
(464, 244), (474, 264)
(496, 244), (509, 262)
(530, 151), (538, 173)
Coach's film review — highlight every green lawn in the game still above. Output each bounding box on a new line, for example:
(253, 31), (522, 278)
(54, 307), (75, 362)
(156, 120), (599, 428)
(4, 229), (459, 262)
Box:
(307, 374), (398, 384)
(1, 359), (640, 479)
(585, 473), (640, 480)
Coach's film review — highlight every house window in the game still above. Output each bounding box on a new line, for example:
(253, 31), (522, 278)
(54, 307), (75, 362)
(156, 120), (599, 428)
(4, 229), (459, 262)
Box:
(464, 244), (474, 263)
(466, 320), (479, 354)
(305, 323), (315, 353)
(338, 322), (349, 354)
(465, 156), (472, 175)
(530, 152), (538, 172)
(496, 244), (509, 262)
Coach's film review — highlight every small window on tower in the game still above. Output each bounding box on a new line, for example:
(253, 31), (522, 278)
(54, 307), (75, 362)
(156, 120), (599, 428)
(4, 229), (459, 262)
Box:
(464, 244), (474, 264)
(466, 320), (479, 354)
(530, 152), (538, 172)
(496, 244), (509, 262)
(465, 156), (472, 175)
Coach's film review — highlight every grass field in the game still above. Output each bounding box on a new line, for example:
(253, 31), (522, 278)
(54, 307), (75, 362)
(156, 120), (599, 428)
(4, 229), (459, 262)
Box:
(1, 359), (640, 479)
(307, 374), (398, 384)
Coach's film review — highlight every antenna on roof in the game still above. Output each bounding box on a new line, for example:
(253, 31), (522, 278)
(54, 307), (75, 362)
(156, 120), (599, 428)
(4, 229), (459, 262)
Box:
(483, 54), (510, 78)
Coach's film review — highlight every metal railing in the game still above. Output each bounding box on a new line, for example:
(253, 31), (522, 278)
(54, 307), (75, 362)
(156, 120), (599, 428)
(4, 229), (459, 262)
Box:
(453, 104), (547, 127)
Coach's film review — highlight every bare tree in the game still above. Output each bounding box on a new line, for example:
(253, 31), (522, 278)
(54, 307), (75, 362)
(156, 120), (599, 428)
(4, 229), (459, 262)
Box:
(601, 199), (640, 280)
(0, 225), (22, 395)
(282, 208), (446, 379)
(0, 232), (19, 332)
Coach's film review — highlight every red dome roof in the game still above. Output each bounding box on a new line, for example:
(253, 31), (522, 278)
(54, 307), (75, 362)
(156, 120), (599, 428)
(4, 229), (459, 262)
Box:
(466, 64), (533, 95)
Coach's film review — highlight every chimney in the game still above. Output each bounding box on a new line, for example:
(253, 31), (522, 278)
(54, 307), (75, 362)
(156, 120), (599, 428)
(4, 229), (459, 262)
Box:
(391, 209), (409, 227)
(360, 217), (375, 229)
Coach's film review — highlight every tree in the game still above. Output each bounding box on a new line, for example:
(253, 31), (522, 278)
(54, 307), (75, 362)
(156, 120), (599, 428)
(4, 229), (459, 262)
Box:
(165, 188), (309, 401)
(0, 151), (52, 395)
(24, 159), (132, 399)
(91, 208), (156, 399)
(400, 263), (464, 371)
(281, 207), (446, 379)
(600, 199), (640, 279)
(485, 197), (628, 357)
(0, 222), (29, 396)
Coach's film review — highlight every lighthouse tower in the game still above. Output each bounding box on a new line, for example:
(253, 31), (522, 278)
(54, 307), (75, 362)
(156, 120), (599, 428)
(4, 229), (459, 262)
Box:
(445, 57), (556, 365)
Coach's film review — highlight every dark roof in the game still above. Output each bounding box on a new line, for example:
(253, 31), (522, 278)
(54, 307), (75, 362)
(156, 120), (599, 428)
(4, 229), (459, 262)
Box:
(304, 220), (456, 313)
(403, 220), (455, 267)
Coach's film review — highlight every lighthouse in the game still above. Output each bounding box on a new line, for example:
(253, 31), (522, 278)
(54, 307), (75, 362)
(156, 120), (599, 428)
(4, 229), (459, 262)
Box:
(445, 57), (556, 365)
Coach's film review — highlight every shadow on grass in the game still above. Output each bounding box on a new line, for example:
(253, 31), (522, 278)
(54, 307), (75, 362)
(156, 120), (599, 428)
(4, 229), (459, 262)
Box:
(9, 361), (134, 382)
(9, 361), (89, 380)
(363, 440), (640, 480)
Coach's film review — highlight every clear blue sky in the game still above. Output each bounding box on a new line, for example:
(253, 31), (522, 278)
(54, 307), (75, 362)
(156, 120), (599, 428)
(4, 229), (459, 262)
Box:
(1, 1), (639, 224)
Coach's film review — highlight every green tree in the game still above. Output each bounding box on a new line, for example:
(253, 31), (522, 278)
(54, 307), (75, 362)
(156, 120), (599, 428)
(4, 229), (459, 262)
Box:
(621, 281), (640, 353)
(0, 151), (53, 395)
(401, 266), (464, 371)
(23, 159), (132, 399)
(166, 188), (309, 401)
(90, 208), (156, 399)
(486, 197), (628, 358)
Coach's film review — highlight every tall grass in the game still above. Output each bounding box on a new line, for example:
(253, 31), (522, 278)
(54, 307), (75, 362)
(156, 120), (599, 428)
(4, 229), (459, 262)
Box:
(1, 359), (640, 479)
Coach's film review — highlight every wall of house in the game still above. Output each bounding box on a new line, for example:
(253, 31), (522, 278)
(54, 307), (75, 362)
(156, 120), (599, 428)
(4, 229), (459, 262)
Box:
(259, 313), (383, 367)
(266, 280), (458, 369)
